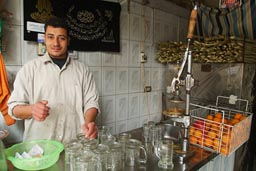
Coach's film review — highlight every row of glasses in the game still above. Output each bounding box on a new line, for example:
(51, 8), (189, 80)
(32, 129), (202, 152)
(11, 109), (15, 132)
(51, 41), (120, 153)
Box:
(65, 126), (148, 171)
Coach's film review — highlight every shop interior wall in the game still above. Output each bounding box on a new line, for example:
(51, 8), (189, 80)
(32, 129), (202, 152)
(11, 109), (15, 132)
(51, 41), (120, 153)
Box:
(0, 0), (189, 144)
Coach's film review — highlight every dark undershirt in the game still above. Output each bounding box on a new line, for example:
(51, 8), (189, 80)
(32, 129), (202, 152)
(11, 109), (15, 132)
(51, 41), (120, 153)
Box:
(50, 57), (67, 69)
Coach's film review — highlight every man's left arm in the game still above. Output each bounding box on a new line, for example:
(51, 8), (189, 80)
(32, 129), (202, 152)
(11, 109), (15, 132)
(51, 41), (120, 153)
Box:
(82, 107), (98, 138)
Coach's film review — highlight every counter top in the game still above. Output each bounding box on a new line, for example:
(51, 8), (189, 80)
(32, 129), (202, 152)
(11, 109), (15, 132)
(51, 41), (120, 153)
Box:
(7, 128), (218, 171)
(125, 128), (218, 171)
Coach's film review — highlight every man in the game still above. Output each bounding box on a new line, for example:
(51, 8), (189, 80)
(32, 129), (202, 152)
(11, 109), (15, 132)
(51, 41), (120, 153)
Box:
(7, 17), (99, 144)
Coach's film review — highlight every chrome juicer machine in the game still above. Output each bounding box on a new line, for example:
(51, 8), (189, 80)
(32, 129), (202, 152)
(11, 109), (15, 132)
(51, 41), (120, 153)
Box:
(163, 3), (198, 162)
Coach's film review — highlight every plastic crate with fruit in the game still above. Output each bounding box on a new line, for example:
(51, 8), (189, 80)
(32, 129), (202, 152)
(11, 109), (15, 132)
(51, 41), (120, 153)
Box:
(189, 96), (252, 156)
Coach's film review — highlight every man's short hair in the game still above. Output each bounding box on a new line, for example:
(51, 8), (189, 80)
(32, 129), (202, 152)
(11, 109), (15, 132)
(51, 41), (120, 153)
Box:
(44, 17), (69, 35)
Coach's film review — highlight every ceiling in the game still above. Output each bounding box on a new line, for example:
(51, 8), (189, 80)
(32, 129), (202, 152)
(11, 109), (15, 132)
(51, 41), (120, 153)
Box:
(165, 0), (219, 9)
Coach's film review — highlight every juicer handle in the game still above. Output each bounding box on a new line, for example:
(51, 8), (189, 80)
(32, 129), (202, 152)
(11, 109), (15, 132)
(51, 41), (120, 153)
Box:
(187, 5), (198, 39)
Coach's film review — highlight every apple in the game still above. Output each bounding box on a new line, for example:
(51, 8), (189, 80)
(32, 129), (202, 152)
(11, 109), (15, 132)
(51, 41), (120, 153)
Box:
(192, 119), (206, 131)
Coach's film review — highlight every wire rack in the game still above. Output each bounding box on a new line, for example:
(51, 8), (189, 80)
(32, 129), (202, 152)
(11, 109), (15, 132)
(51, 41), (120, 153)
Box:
(189, 96), (252, 156)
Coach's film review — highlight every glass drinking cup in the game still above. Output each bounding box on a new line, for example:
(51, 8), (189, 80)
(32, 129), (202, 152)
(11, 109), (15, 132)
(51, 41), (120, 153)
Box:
(93, 144), (110, 171)
(108, 142), (122, 171)
(125, 139), (147, 167)
(117, 133), (131, 160)
(143, 123), (151, 143)
(156, 139), (174, 169)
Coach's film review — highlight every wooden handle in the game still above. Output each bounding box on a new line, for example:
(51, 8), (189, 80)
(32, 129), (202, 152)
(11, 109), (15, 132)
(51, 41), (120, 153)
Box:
(187, 5), (198, 39)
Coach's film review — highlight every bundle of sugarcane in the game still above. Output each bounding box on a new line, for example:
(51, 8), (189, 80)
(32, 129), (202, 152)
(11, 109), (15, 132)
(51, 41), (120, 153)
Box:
(244, 39), (256, 63)
(156, 35), (246, 63)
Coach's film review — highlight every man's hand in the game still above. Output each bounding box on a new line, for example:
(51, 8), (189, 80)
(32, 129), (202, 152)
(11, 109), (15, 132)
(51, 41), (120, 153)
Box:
(82, 122), (98, 139)
(31, 100), (50, 121)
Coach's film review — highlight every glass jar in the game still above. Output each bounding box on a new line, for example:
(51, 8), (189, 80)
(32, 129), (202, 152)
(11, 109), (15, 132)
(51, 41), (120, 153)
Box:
(93, 144), (110, 171)
(117, 133), (131, 160)
(108, 142), (122, 171)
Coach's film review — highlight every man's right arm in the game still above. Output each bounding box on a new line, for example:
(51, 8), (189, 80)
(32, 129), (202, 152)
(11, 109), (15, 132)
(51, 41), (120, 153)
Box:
(12, 100), (50, 121)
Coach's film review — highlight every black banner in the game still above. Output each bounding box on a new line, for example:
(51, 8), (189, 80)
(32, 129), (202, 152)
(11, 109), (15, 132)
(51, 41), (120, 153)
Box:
(24, 0), (121, 52)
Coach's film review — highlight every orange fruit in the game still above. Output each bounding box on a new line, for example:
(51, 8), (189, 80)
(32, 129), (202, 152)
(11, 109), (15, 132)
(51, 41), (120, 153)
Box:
(222, 134), (230, 144)
(226, 120), (234, 126)
(206, 114), (214, 120)
(205, 121), (211, 131)
(204, 137), (213, 147)
(212, 145), (218, 151)
(197, 137), (204, 146)
(220, 145), (229, 155)
(215, 130), (221, 138)
(234, 113), (243, 120)
(230, 119), (240, 125)
(208, 130), (217, 139)
(194, 129), (203, 138)
(215, 113), (223, 119)
(211, 123), (221, 132)
(190, 135), (197, 144)
(213, 117), (222, 123)
(189, 127), (195, 136)
(223, 118), (228, 124)
(213, 138), (220, 148)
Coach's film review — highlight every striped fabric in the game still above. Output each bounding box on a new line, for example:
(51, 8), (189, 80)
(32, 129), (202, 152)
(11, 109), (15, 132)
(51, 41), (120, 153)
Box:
(197, 0), (256, 39)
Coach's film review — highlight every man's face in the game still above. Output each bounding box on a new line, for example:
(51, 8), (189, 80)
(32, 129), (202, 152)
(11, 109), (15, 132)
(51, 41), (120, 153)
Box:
(44, 26), (70, 59)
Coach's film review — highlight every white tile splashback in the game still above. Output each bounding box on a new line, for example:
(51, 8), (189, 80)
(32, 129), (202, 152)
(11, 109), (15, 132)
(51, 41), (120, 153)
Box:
(116, 40), (129, 66)
(129, 41), (140, 67)
(128, 93), (140, 119)
(116, 67), (128, 94)
(140, 92), (151, 116)
(101, 96), (116, 124)
(89, 67), (102, 95)
(102, 67), (116, 95)
(128, 68), (140, 93)
(115, 94), (129, 121)
(140, 67), (151, 91)
(102, 53), (116, 66)
(129, 14), (142, 41)
(115, 120), (128, 134)
(86, 52), (102, 66)
(120, 13), (129, 39)
(3, 0), (188, 134)
(128, 117), (140, 130)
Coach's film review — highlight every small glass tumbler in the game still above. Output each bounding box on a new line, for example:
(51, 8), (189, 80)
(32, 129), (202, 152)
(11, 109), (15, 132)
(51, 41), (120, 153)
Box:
(143, 123), (151, 143)
(117, 133), (131, 160)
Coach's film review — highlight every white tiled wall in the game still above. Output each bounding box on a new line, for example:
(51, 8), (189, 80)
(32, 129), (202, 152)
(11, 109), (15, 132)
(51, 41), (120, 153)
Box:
(2, 0), (188, 135)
